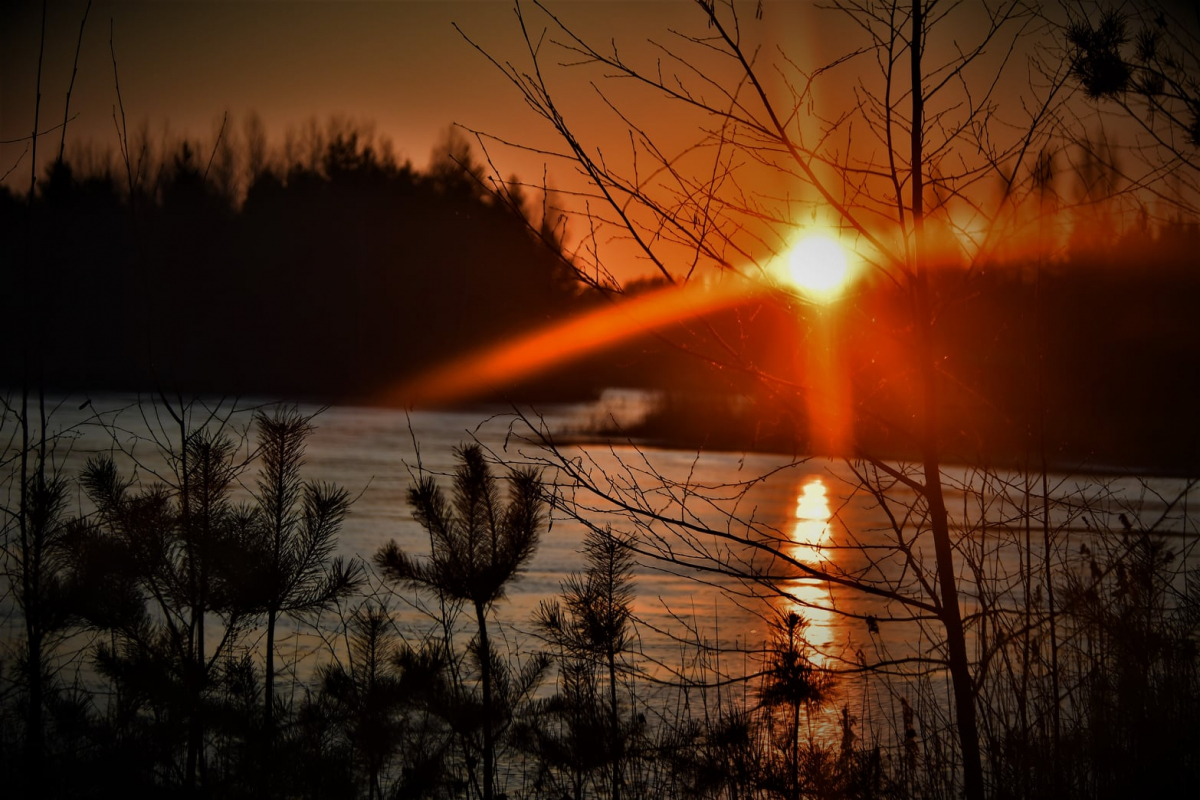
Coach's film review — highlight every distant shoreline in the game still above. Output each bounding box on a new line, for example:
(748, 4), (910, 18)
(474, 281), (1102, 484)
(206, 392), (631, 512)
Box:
(6, 385), (1196, 479)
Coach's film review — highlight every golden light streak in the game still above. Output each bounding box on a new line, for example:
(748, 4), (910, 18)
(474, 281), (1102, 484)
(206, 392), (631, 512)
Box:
(803, 315), (852, 457)
(381, 277), (762, 407)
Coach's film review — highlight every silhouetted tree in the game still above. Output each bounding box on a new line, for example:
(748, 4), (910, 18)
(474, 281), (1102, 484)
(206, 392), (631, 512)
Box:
(315, 603), (452, 800)
(375, 444), (545, 800)
(1067, 2), (1200, 145)
(2, 461), (75, 795)
(1063, 0), (1200, 232)
(535, 525), (638, 800)
(245, 407), (361, 740)
(75, 421), (257, 792)
(760, 611), (833, 800)
(514, 657), (610, 800)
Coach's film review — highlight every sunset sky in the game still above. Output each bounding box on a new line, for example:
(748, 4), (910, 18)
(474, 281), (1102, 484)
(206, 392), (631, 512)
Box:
(5, 0), (1196, 281)
(3, 1), (535, 171)
(2, 1), (832, 193)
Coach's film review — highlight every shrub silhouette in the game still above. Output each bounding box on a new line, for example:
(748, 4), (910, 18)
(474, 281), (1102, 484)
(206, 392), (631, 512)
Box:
(316, 603), (450, 800)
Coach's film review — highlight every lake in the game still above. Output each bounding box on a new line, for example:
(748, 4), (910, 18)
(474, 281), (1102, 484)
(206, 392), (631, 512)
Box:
(5, 391), (1198, 746)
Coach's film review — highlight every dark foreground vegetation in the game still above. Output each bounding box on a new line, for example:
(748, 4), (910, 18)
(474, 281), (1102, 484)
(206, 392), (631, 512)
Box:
(1, 401), (1198, 799)
(2, 124), (1198, 471)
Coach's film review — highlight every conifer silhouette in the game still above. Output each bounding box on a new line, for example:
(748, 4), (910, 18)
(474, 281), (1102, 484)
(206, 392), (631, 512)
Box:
(375, 443), (544, 800)
(535, 526), (637, 800)
(245, 406), (361, 739)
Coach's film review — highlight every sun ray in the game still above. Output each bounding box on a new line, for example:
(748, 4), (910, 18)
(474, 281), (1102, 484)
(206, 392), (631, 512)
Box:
(379, 277), (765, 407)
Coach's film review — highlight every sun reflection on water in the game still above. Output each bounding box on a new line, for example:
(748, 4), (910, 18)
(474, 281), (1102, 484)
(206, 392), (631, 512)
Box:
(792, 477), (833, 552)
(784, 476), (837, 666)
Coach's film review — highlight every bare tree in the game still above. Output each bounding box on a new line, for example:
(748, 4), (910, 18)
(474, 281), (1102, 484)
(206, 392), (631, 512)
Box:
(4, 0), (90, 785)
(460, 2), (1081, 796)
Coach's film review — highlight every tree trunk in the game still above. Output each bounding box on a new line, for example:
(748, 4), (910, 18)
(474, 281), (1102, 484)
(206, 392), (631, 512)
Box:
(608, 649), (621, 800)
(183, 478), (199, 791)
(791, 699), (801, 800)
(20, 2), (47, 784)
(187, 603), (205, 792)
(265, 606), (277, 734)
(920, 431), (985, 800)
(266, 452), (286, 742)
(19, 441), (43, 788)
(475, 600), (495, 800)
(24, 622), (44, 786)
(910, 2), (984, 797)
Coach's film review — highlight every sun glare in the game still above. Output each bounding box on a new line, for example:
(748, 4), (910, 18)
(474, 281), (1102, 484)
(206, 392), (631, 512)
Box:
(786, 235), (850, 299)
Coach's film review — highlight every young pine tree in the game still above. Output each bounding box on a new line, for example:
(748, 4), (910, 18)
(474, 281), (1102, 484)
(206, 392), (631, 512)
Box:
(535, 525), (638, 800)
(246, 406), (362, 739)
(375, 444), (545, 800)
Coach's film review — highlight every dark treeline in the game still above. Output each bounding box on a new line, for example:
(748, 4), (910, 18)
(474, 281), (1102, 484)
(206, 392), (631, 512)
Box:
(0, 120), (748, 405)
(0, 124), (589, 401)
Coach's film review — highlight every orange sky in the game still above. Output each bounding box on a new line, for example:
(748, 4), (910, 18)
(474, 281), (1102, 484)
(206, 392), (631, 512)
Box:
(0, 2), (833, 197)
(0, 3), (801, 175)
(4, 0), (1194, 281)
(2, 2), (531, 171)
(0, 1), (845, 284)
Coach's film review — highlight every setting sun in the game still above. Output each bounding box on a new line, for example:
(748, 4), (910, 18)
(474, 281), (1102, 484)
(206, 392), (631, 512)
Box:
(786, 235), (850, 299)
